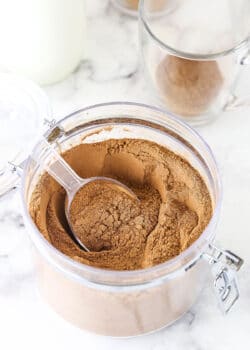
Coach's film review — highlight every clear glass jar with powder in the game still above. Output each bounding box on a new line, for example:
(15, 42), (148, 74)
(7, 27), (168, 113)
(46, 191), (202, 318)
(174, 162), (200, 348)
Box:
(0, 78), (243, 336)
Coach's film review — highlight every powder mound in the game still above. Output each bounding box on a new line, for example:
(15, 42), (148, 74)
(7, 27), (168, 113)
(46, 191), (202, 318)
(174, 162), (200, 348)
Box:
(156, 56), (223, 117)
(70, 181), (160, 254)
(30, 139), (213, 271)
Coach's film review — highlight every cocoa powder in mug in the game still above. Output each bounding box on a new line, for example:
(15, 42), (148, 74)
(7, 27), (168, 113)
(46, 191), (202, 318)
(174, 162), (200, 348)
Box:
(156, 56), (223, 117)
(30, 139), (212, 271)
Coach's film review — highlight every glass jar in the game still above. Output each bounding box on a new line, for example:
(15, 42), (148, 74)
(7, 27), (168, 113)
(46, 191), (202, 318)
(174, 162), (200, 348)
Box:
(4, 102), (240, 337)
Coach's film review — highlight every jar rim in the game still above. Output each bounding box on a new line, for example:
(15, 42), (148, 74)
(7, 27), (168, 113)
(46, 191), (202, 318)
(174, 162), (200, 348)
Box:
(21, 102), (222, 287)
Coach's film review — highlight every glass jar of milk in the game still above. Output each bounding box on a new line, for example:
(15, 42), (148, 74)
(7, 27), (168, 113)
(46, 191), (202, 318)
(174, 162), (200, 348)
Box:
(0, 0), (86, 85)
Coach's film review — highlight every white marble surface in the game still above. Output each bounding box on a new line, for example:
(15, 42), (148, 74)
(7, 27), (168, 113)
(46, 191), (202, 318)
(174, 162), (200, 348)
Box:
(0, 1), (250, 349)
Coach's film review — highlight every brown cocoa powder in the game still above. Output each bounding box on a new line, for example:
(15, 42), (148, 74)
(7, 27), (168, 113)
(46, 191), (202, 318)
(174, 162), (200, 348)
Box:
(69, 182), (161, 269)
(156, 56), (223, 117)
(30, 139), (212, 271)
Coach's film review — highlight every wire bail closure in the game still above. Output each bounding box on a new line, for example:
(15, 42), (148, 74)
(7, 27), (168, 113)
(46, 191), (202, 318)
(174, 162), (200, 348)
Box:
(204, 244), (243, 313)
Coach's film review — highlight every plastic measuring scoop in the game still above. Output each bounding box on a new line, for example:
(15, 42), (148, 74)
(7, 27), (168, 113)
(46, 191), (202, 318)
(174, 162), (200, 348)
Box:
(32, 138), (138, 252)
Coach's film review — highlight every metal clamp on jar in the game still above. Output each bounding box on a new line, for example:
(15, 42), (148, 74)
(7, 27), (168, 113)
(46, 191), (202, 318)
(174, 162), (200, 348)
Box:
(0, 74), (244, 337)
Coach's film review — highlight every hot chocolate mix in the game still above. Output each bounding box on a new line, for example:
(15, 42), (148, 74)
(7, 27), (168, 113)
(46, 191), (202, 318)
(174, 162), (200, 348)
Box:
(30, 139), (212, 270)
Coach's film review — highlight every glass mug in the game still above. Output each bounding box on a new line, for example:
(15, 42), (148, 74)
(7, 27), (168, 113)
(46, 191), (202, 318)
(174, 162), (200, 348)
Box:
(139, 0), (250, 125)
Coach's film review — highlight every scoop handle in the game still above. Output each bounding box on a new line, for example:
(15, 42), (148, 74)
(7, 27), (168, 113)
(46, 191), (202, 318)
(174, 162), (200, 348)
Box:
(32, 139), (81, 196)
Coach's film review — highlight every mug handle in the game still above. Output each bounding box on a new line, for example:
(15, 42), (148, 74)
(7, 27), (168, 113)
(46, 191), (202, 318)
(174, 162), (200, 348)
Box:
(225, 47), (250, 110)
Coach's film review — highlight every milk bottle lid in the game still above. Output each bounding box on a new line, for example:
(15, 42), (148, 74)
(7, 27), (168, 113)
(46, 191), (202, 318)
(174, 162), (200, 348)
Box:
(0, 73), (52, 197)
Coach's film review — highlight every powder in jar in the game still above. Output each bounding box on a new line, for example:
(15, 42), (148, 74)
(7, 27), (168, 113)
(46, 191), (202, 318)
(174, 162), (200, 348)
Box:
(30, 139), (212, 271)
(69, 181), (161, 269)
(156, 55), (223, 117)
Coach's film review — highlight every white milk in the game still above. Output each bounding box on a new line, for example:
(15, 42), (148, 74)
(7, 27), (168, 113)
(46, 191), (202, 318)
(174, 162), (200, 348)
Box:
(0, 0), (86, 85)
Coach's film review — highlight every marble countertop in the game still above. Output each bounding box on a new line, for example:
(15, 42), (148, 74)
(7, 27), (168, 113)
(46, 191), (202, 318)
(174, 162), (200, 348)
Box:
(0, 1), (250, 349)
